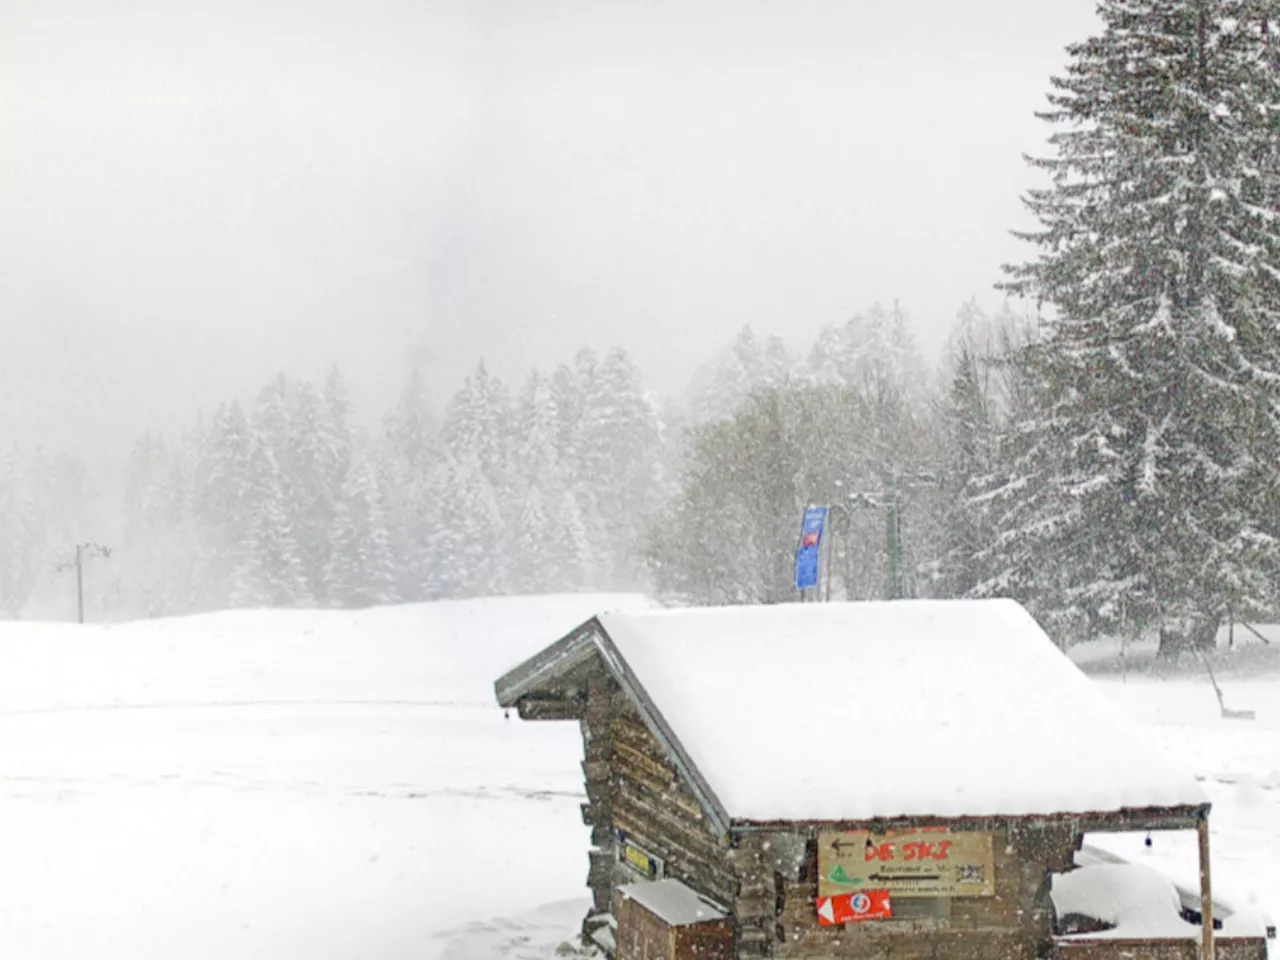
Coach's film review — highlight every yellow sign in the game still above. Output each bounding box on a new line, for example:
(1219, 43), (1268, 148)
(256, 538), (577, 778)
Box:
(817, 828), (995, 898)
(620, 841), (663, 879)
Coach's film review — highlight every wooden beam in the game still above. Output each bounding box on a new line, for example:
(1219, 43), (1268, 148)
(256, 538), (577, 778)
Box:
(1199, 815), (1216, 960)
(517, 695), (585, 721)
(729, 804), (1209, 836)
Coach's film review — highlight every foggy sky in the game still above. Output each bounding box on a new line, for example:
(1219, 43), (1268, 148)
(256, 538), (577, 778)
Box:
(1, 0), (1101, 464)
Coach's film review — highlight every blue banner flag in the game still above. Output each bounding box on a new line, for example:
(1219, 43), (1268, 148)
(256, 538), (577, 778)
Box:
(794, 505), (829, 590)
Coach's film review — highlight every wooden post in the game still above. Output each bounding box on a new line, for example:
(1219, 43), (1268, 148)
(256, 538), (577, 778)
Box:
(1198, 815), (1216, 960)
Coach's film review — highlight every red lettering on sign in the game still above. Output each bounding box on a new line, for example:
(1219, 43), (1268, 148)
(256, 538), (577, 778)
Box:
(865, 843), (895, 862)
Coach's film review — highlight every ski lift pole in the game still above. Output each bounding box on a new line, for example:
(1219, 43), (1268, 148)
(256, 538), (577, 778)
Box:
(885, 482), (903, 600)
(57, 542), (112, 625)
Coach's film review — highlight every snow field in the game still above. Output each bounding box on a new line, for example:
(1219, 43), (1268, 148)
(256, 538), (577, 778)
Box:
(0, 595), (646, 959)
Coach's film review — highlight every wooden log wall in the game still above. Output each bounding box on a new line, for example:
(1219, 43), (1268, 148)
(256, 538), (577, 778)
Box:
(727, 833), (779, 959)
(581, 671), (621, 925)
(576, 666), (736, 949)
(608, 697), (737, 906)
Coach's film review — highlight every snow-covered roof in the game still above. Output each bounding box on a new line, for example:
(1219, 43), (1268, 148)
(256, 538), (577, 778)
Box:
(496, 599), (1206, 826)
(618, 879), (728, 926)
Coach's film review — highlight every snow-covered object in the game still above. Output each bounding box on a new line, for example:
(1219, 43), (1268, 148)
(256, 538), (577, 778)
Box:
(1074, 846), (1272, 941)
(618, 879), (728, 926)
(1052, 862), (1268, 940)
(596, 599), (1206, 821)
(1052, 863), (1196, 938)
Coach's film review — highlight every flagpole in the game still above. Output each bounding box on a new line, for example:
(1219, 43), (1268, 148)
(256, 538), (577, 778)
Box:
(823, 507), (836, 602)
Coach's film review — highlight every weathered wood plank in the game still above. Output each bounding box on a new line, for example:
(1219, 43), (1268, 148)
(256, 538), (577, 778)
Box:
(612, 790), (723, 862)
(517, 695), (585, 721)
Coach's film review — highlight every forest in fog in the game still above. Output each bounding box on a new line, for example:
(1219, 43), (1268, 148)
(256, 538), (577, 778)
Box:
(0, 300), (1016, 624)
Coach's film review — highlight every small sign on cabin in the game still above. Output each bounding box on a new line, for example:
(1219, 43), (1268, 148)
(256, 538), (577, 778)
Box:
(618, 838), (664, 881)
(816, 890), (893, 925)
(818, 828), (995, 898)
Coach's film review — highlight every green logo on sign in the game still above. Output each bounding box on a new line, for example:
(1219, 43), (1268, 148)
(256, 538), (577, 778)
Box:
(828, 865), (864, 887)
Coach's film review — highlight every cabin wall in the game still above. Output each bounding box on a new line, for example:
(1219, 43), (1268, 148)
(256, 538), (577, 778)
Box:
(1053, 939), (1267, 960)
(578, 669), (735, 941)
(608, 696), (736, 903)
(734, 820), (1079, 960)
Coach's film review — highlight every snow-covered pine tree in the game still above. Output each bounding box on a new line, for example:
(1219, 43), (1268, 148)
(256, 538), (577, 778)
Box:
(0, 447), (43, 618)
(932, 307), (1000, 598)
(686, 326), (766, 423)
(323, 445), (399, 608)
(996, 0), (1280, 652)
(509, 369), (569, 592)
(577, 348), (662, 588)
(439, 361), (517, 589)
(441, 361), (515, 501)
(379, 366), (439, 602)
(285, 379), (335, 601)
(423, 451), (506, 599)
(549, 361), (586, 471)
(806, 304), (928, 400)
(232, 397), (313, 609)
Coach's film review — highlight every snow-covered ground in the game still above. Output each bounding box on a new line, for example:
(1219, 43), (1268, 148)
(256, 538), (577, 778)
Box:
(0, 597), (1276, 958)
(0, 596), (646, 959)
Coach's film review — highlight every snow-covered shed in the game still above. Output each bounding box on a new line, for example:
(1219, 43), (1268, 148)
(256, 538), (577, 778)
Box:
(494, 599), (1258, 960)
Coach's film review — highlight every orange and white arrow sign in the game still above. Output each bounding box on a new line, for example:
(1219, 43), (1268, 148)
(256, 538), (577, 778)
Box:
(815, 890), (892, 925)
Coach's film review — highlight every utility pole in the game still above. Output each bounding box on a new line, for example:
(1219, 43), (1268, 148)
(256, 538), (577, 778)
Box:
(884, 485), (904, 601)
(57, 542), (112, 624)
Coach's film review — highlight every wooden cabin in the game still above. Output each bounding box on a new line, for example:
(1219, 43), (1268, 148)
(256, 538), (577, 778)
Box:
(495, 599), (1270, 960)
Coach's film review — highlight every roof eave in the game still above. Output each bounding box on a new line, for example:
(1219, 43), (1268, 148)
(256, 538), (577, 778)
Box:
(494, 617), (601, 708)
(727, 802), (1212, 835)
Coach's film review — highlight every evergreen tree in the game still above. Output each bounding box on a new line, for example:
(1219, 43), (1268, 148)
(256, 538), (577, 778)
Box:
(440, 361), (514, 501)
(285, 379), (335, 601)
(996, 0), (1280, 651)
(379, 366), (439, 602)
(806, 304), (928, 399)
(509, 370), (572, 592)
(0, 448), (42, 618)
(324, 447), (399, 608)
(578, 348), (662, 587)
(424, 452), (506, 598)
(231, 411), (313, 609)
(933, 309), (999, 598)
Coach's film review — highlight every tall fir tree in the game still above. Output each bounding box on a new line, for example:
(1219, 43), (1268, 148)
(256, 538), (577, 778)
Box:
(0, 448), (42, 618)
(577, 348), (662, 588)
(231, 393), (313, 609)
(379, 366), (439, 602)
(995, 0), (1280, 651)
(324, 446), (399, 608)
(932, 309), (1000, 598)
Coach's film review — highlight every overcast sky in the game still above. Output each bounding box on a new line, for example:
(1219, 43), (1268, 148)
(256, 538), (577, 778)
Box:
(1, 0), (1101, 463)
